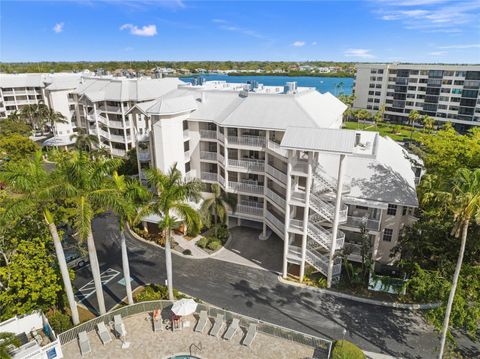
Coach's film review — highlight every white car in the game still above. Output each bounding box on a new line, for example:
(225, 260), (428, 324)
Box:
(65, 250), (89, 269)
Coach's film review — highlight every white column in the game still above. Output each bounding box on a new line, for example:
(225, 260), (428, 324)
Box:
(93, 103), (101, 146)
(327, 154), (346, 288)
(224, 130), (229, 190)
(282, 150), (293, 278)
(299, 151), (313, 282)
(121, 102), (128, 153)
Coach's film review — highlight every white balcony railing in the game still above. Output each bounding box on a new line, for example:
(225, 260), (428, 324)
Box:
(309, 193), (347, 223)
(227, 135), (266, 148)
(307, 222), (345, 250)
(201, 172), (217, 182)
(292, 159), (308, 173)
(217, 152), (225, 164)
(234, 202), (264, 217)
(228, 158), (265, 172)
(289, 218), (304, 231)
(267, 140), (288, 157)
(200, 151), (217, 161)
(218, 174), (226, 187)
(200, 130), (217, 139)
(111, 148), (127, 157)
(345, 216), (381, 231)
(137, 151), (150, 162)
(217, 131), (225, 143)
(227, 181), (264, 195)
(98, 104), (122, 113)
(265, 188), (286, 208)
(108, 119), (130, 129)
(110, 133), (128, 143)
(266, 164), (288, 184)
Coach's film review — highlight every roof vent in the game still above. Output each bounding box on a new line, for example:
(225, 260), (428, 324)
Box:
(355, 133), (361, 147)
(285, 81), (297, 94)
(239, 90), (249, 98)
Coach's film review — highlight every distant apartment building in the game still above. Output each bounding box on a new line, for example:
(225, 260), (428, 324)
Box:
(128, 80), (419, 283)
(353, 63), (480, 131)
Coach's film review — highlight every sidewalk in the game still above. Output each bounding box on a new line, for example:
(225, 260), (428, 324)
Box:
(172, 233), (209, 259)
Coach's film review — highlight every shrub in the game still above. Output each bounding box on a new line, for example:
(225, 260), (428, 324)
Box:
(317, 277), (327, 288)
(183, 249), (192, 256)
(134, 284), (183, 302)
(331, 340), (365, 359)
(47, 310), (73, 333)
(216, 225), (230, 242)
(207, 239), (222, 251)
(196, 237), (209, 249)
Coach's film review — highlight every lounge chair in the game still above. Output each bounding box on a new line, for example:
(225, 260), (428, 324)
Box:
(223, 318), (239, 340)
(114, 314), (126, 338)
(209, 313), (224, 337)
(96, 322), (112, 345)
(152, 309), (163, 332)
(242, 323), (257, 347)
(78, 331), (91, 356)
(194, 310), (208, 333)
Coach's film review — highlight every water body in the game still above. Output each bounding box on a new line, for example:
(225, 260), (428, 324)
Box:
(181, 74), (354, 95)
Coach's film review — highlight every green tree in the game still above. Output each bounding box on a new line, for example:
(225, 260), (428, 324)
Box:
(70, 129), (99, 152)
(0, 134), (39, 161)
(0, 152), (80, 324)
(144, 164), (202, 300)
(421, 115), (435, 133)
(434, 168), (480, 358)
(200, 183), (236, 237)
(0, 332), (20, 359)
(42, 106), (67, 132)
(373, 104), (385, 129)
(55, 151), (122, 314)
(338, 95), (355, 122)
(110, 171), (151, 304)
(0, 236), (62, 320)
(407, 110), (420, 139)
(354, 109), (372, 128)
(0, 118), (32, 137)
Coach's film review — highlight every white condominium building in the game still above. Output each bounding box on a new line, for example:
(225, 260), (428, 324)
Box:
(70, 76), (183, 157)
(353, 63), (480, 131)
(128, 81), (419, 283)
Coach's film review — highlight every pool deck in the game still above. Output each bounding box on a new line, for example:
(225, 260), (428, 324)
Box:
(61, 313), (316, 359)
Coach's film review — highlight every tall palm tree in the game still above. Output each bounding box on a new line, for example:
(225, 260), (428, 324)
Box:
(437, 168), (480, 358)
(0, 152), (80, 325)
(70, 129), (99, 152)
(0, 332), (20, 359)
(42, 107), (68, 133)
(110, 172), (151, 304)
(145, 164), (202, 300)
(200, 183), (237, 237)
(55, 151), (122, 315)
(408, 110), (420, 139)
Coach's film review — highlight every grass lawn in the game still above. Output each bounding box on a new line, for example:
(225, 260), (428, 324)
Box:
(343, 121), (427, 142)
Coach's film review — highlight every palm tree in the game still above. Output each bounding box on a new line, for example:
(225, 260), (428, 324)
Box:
(200, 183), (237, 237)
(437, 168), (480, 358)
(145, 164), (202, 300)
(373, 104), (385, 129)
(55, 151), (122, 315)
(0, 332), (20, 359)
(355, 109), (372, 129)
(0, 152), (80, 325)
(421, 115), (435, 133)
(110, 172), (151, 304)
(70, 129), (99, 152)
(408, 110), (420, 139)
(42, 107), (68, 133)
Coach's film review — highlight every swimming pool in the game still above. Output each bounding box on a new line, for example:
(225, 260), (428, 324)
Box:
(168, 356), (201, 359)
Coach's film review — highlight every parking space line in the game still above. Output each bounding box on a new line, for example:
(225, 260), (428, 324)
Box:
(75, 268), (120, 303)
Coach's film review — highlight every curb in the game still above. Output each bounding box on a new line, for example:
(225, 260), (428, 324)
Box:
(277, 276), (441, 310)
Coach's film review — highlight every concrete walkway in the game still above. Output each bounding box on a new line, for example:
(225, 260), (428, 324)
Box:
(172, 233), (209, 259)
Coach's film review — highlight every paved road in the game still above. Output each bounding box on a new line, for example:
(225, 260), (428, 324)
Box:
(74, 215), (479, 359)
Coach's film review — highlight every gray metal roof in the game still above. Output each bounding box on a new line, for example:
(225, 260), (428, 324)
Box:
(281, 127), (357, 154)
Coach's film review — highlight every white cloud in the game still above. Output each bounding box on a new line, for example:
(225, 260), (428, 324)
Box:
(53, 22), (64, 33)
(292, 41), (305, 47)
(212, 19), (227, 24)
(438, 43), (480, 49)
(344, 48), (375, 58)
(120, 24), (157, 37)
(311, 41), (318, 46)
(429, 51), (447, 55)
(215, 20), (266, 40)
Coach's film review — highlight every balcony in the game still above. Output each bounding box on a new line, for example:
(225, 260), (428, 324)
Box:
(200, 151), (217, 161)
(183, 129), (189, 139)
(111, 148), (127, 157)
(265, 164), (288, 184)
(218, 174), (226, 187)
(265, 188), (286, 209)
(217, 131), (225, 143)
(217, 152), (225, 164)
(110, 133), (129, 143)
(200, 130), (217, 140)
(98, 104), (122, 113)
(108, 119), (130, 129)
(292, 159), (308, 174)
(228, 181), (264, 195)
(227, 135), (266, 148)
(265, 210), (284, 233)
(228, 158), (265, 172)
(345, 216), (381, 231)
(137, 150), (150, 162)
(289, 218), (304, 232)
(233, 201), (264, 217)
(201, 172), (218, 182)
(267, 140), (288, 157)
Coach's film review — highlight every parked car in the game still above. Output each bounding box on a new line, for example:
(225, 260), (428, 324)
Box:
(65, 249), (89, 269)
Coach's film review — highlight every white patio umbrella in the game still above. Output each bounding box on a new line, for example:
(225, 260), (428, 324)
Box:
(171, 298), (198, 316)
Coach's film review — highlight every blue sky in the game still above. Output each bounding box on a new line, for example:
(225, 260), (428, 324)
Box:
(1, 0), (480, 63)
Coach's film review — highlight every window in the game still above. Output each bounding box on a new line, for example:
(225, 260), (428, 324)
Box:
(387, 204), (397, 215)
(183, 120), (188, 130)
(402, 206), (407, 216)
(185, 161), (191, 173)
(383, 228), (393, 242)
(184, 141), (190, 152)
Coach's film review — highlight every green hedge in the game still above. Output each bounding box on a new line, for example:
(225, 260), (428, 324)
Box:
(331, 340), (365, 359)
